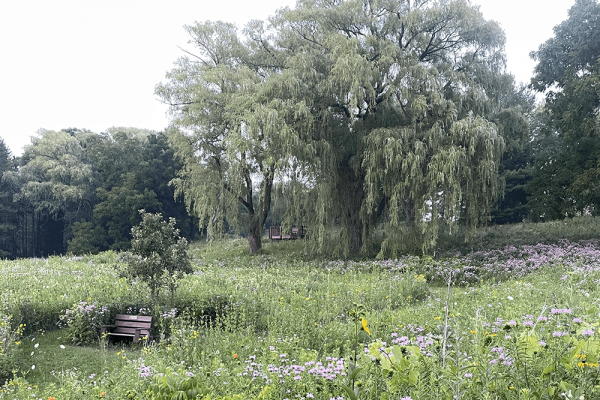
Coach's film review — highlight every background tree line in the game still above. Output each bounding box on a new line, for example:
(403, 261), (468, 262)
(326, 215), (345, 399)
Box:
(0, 128), (196, 258)
(1, 0), (598, 258)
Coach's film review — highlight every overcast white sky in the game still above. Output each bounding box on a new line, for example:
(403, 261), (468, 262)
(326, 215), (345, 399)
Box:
(0, 0), (575, 156)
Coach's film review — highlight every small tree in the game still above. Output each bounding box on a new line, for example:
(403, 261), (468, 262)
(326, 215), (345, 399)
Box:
(123, 210), (192, 303)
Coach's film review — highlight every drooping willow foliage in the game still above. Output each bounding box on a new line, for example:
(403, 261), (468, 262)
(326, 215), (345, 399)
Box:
(158, 0), (516, 255)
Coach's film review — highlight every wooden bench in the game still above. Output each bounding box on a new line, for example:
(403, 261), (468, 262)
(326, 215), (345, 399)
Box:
(269, 226), (307, 240)
(291, 226), (307, 239)
(269, 225), (282, 240)
(101, 314), (152, 342)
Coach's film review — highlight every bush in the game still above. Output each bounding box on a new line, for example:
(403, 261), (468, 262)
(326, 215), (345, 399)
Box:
(121, 211), (192, 303)
(58, 301), (110, 345)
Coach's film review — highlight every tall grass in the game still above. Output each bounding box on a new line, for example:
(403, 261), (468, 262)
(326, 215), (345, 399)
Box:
(438, 215), (600, 253)
(3, 218), (600, 398)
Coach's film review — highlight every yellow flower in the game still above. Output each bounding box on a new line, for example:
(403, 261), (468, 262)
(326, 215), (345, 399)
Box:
(361, 317), (371, 336)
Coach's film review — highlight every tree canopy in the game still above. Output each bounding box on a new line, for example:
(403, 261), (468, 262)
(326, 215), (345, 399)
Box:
(0, 139), (18, 258)
(156, 21), (310, 253)
(122, 210), (192, 302)
(159, 0), (511, 255)
(9, 0), (585, 258)
(529, 0), (600, 219)
(4, 130), (95, 250)
(0, 128), (196, 258)
(68, 128), (194, 253)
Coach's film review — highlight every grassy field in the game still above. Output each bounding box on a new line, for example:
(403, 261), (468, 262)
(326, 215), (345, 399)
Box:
(2, 217), (600, 399)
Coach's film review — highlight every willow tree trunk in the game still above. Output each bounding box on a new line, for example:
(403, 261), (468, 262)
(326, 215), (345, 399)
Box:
(248, 214), (263, 254)
(347, 205), (363, 253)
(245, 167), (274, 254)
(337, 159), (365, 253)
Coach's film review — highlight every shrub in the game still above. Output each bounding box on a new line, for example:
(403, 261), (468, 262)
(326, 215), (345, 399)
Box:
(58, 301), (110, 345)
(121, 211), (192, 303)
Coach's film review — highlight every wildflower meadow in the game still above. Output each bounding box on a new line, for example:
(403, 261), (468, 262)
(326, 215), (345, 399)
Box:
(3, 220), (600, 399)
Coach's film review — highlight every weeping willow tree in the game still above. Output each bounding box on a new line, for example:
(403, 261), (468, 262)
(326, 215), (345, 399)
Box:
(261, 0), (508, 255)
(364, 114), (503, 255)
(155, 22), (312, 253)
(159, 0), (513, 255)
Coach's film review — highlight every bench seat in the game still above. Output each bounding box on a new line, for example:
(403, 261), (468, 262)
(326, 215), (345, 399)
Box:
(101, 314), (152, 342)
(269, 225), (307, 240)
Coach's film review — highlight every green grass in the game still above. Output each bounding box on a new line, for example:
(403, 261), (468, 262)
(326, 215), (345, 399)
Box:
(438, 215), (600, 253)
(16, 330), (141, 392)
(3, 218), (600, 399)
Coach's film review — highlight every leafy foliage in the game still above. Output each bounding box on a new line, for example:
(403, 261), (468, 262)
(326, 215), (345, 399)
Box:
(7, 130), (95, 251)
(146, 369), (211, 400)
(491, 84), (536, 224)
(529, 0), (600, 218)
(159, 0), (513, 255)
(0, 138), (18, 258)
(122, 211), (192, 302)
(0, 128), (196, 258)
(67, 129), (194, 254)
(156, 20), (305, 254)
(0, 313), (23, 382)
(58, 301), (110, 345)
(276, 0), (509, 255)
(7, 226), (600, 398)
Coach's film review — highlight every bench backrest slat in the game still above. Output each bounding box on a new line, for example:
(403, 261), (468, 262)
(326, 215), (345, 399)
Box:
(115, 314), (152, 323)
(115, 320), (152, 329)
